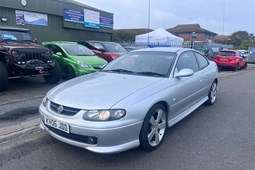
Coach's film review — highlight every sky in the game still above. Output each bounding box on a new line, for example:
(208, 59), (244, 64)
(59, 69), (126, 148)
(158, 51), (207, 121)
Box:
(74, 0), (254, 35)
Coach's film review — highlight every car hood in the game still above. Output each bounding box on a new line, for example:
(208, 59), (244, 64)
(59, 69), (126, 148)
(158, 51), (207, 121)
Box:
(73, 55), (107, 66)
(1, 42), (45, 49)
(48, 72), (162, 109)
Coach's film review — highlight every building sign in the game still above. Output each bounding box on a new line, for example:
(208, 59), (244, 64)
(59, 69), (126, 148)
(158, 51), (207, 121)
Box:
(64, 8), (84, 24)
(100, 16), (113, 28)
(15, 10), (48, 26)
(84, 9), (100, 29)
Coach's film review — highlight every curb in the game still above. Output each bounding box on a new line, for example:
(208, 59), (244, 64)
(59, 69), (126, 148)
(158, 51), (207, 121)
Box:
(0, 118), (41, 140)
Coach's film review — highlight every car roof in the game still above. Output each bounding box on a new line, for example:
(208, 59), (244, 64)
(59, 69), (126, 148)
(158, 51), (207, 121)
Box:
(43, 41), (78, 45)
(86, 41), (118, 44)
(220, 50), (236, 52)
(131, 47), (185, 53)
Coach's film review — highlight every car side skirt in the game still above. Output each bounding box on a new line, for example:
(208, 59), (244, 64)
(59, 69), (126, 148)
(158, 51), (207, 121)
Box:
(168, 97), (208, 127)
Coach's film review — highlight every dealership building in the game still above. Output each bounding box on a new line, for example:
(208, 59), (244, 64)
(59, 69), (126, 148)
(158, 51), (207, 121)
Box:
(0, 0), (113, 43)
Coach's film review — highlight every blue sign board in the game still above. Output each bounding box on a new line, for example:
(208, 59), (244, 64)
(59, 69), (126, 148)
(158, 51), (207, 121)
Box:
(64, 8), (84, 24)
(84, 22), (100, 29)
(100, 16), (113, 28)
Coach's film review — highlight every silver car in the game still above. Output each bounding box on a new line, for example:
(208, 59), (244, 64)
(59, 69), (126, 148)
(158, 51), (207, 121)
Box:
(39, 47), (218, 153)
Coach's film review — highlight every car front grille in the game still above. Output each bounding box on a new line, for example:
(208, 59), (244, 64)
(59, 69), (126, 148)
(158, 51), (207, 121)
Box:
(25, 53), (44, 61)
(50, 102), (81, 116)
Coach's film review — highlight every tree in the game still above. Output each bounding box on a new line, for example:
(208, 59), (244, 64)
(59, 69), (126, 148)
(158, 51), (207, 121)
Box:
(239, 40), (253, 50)
(229, 31), (251, 49)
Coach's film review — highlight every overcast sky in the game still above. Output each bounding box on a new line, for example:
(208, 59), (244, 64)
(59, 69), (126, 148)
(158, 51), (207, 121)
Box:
(75, 0), (254, 35)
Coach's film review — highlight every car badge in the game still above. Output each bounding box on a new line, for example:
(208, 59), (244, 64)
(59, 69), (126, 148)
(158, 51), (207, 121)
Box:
(57, 105), (64, 114)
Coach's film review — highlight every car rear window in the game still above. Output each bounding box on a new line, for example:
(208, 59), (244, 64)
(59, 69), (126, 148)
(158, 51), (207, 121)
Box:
(219, 51), (235, 56)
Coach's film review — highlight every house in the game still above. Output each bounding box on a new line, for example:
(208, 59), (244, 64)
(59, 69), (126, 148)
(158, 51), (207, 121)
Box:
(167, 24), (217, 42)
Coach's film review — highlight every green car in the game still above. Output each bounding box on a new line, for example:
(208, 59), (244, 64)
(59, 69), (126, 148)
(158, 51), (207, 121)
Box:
(42, 41), (108, 79)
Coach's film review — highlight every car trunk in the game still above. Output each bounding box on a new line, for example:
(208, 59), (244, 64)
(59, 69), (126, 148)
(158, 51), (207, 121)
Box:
(215, 51), (236, 62)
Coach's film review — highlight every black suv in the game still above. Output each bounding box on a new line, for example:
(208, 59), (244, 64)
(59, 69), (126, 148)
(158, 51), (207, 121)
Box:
(0, 26), (61, 90)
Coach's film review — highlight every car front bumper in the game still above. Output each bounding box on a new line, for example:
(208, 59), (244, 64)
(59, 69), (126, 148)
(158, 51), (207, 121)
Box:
(39, 104), (142, 154)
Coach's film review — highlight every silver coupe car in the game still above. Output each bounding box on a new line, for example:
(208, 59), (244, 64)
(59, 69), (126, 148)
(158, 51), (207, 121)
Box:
(39, 47), (218, 153)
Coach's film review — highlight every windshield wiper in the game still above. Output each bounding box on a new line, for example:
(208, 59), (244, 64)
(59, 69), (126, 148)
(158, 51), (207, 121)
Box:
(20, 40), (34, 43)
(0, 39), (16, 42)
(137, 71), (165, 77)
(103, 69), (135, 74)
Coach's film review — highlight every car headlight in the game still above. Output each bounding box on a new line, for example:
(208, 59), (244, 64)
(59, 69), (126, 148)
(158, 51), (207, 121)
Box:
(42, 96), (48, 107)
(77, 60), (89, 68)
(44, 51), (51, 57)
(83, 109), (126, 121)
(12, 51), (19, 57)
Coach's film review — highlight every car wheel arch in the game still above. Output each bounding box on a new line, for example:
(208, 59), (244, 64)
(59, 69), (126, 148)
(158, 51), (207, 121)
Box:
(142, 101), (169, 125)
(139, 102), (169, 151)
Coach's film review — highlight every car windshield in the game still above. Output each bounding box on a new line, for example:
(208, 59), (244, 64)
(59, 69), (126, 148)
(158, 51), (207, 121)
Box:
(219, 51), (235, 56)
(102, 51), (176, 77)
(62, 44), (95, 56)
(0, 30), (33, 41)
(103, 42), (127, 52)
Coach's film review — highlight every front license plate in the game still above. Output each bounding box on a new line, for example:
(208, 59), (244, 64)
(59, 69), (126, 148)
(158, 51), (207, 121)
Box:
(220, 58), (228, 61)
(44, 116), (70, 134)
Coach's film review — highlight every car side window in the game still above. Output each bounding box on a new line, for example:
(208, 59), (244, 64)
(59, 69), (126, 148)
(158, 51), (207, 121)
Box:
(194, 52), (209, 70)
(94, 43), (104, 51)
(176, 51), (199, 72)
(49, 45), (65, 57)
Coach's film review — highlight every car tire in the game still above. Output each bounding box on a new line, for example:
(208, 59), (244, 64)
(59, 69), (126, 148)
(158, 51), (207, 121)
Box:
(139, 104), (167, 151)
(205, 81), (217, 106)
(234, 63), (239, 71)
(65, 66), (76, 80)
(44, 62), (61, 84)
(0, 62), (9, 90)
(243, 62), (247, 69)
(218, 66), (222, 71)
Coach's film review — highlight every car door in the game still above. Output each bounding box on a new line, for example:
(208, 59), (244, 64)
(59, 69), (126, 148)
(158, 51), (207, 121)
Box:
(48, 44), (68, 74)
(169, 51), (206, 119)
(193, 51), (211, 98)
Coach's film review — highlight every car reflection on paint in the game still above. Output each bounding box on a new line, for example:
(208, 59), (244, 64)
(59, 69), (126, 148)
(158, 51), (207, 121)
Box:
(39, 47), (218, 154)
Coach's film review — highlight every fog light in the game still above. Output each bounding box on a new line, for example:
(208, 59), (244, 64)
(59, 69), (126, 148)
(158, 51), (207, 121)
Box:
(87, 137), (98, 144)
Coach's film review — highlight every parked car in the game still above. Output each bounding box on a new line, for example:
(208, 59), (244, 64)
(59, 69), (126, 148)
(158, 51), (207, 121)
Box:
(78, 41), (127, 62)
(237, 50), (248, 58)
(0, 26), (61, 90)
(42, 41), (107, 79)
(124, 46), (146, 51)
(214, 50), (247, 71)
(39, 47), (218, 153)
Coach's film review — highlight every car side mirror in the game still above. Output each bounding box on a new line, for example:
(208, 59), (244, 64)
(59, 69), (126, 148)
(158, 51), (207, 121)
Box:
(56, 52), (63, 57)
(175, 68), (194, 78)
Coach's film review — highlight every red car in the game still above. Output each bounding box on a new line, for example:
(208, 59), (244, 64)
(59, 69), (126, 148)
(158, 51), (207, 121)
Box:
(78, 41), (127, 62)
(214, 50), (247, 71)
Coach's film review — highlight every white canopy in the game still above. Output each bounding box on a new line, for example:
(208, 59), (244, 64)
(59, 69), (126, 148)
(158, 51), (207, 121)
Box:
(135, 28), (184, 47)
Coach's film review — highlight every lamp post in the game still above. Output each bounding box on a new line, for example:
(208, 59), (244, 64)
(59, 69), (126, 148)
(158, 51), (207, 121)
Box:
(190, 32), (197, 49)
(147, 0), (151, 47)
